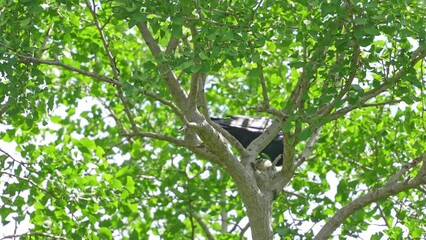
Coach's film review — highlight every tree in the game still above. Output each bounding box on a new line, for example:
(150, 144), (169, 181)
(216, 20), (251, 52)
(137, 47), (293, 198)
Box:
(1, 0), (425, 239)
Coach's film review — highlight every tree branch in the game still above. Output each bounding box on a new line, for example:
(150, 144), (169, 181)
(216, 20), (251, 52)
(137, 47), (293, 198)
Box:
(191, 211), (215, 240)
(136, 22), (188, 109)
(0, 102), (11, 119)
(314, 151), (426, 240)
(325, 46), (426, 122)
(137, 88), (189, 125)
(258, 63), (270, 108)
(86, 0), (120, 80)
(0, 232), (69, 240)
(125, 131), (188, 148)
(15, 54), (120, 85)
(207, 118), (249, 159)
(294, 126), (323, 169)
(165, 36), (179, 56)
(0, 171), (49, 195)
(246, 118), (284, 164)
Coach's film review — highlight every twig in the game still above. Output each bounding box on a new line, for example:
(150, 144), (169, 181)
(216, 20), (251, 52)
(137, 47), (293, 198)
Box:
(376, 203), (391, 228)
(0, 171), (49, 194)
(0, 148), (29, 169)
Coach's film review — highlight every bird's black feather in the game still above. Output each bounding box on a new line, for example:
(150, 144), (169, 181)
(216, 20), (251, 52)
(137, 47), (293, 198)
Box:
(211, 115), (283, 166)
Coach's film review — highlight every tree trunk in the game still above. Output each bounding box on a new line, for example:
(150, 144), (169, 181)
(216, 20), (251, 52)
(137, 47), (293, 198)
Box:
(243, 194), (274, 240)
(229, 166), (275, 239)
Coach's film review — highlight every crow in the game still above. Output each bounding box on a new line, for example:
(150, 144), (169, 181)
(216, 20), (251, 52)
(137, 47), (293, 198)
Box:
(211, 115), (283, 166)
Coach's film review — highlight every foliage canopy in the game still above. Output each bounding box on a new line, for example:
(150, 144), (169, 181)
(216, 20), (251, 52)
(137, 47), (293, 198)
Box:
(1, 0), (426, 239)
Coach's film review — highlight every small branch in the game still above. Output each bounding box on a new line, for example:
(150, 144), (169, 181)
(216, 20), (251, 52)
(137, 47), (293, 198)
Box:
(116, 88), (138, 132)
(0, 171), (49, 194)
(0, 148), (29, 169)
(15, 54), (120, 86)
(0, 102), (10, 118)
(184, 17), (240, 29)
(388, 151), (426, 184)
(37, 25), (52, 58)
(125, 131), (188, 147)
(360, 99), (401, 108)
(346, 158), (373, 172)
(283, 189), (307, 199)
(376, 203), (391, 228)
(165, 36), (179, 56)
(86, 0), (120, 79)
(239, 223), (250, 240)
(258, 63), (270, 108)
(294, 126), (323, 168)
(137, 88), (188, 125)
(248, 105), (287, 119)
(191, 211), (215, 240)
(327, 53), (423, 123)
(86, 1), (140, 132)
(0, 232), (69, 240)
(318, 43), (360, 117)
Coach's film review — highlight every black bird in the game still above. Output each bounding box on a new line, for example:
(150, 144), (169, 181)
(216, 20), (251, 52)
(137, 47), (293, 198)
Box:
(211, 115), (284, 166)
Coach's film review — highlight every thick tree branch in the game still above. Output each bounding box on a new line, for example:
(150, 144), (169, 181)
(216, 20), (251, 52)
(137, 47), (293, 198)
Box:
(188, 71), (201, 111)
(207, 118), (249, 158)
(246, 118), (283, 164)
(314, 151), (426, 240)
(136, 22), (188, 110)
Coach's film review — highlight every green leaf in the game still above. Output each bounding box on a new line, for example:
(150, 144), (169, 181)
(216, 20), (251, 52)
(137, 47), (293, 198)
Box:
(125, 176), (135, 194)
(98, 227), (112, 239)
(297, 127), (313, 141)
